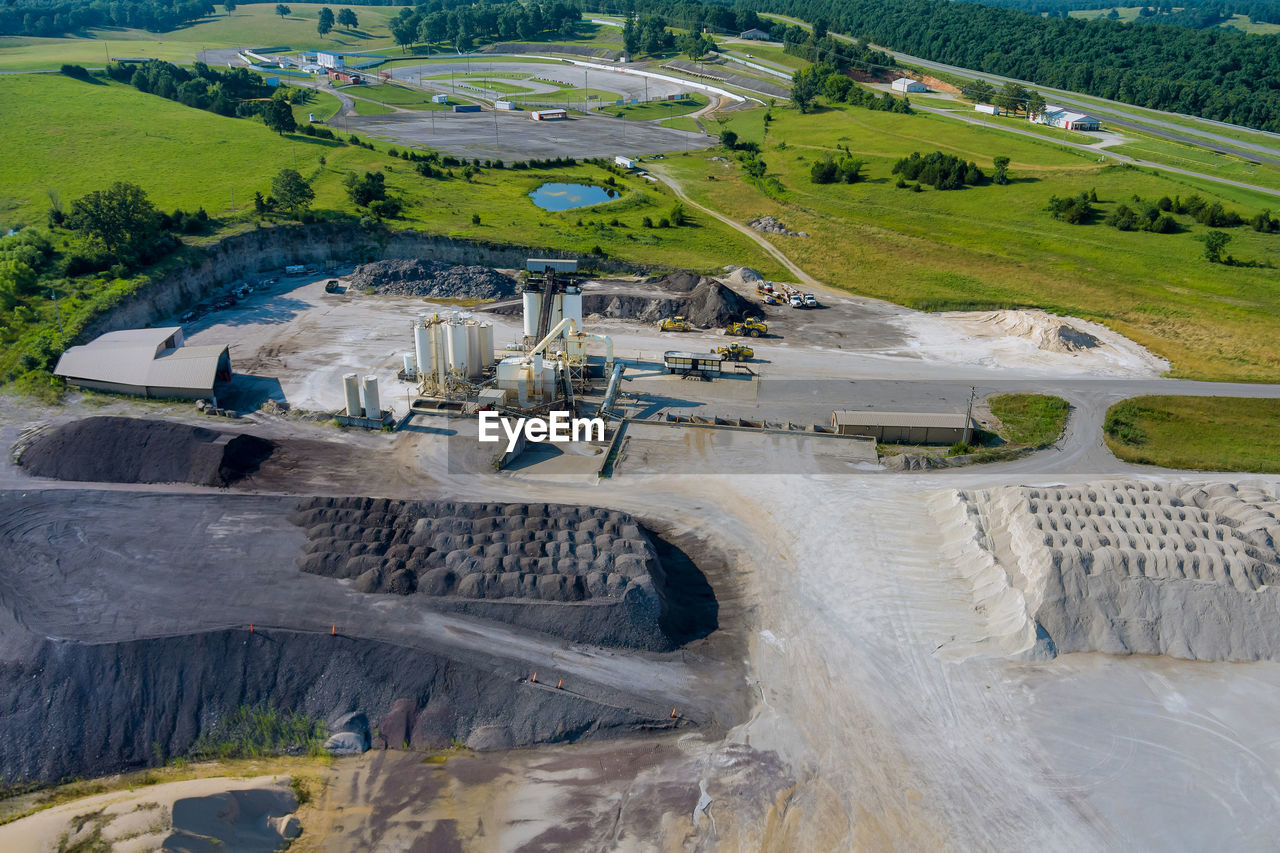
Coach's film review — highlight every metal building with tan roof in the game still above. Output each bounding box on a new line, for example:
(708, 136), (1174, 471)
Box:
(54, 327), (232, 399)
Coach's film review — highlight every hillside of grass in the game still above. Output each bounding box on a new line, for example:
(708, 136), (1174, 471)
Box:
(0, 4), (402, 71)
(989, 393), (1070, 447)
(1104, 396), (1280, 472)
(659, 101), (1280, 381)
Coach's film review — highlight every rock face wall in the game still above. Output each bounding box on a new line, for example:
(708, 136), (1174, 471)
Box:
(0, 630), (673, 786)
(82, 223), (634, 341)
(293, 497), (671, 651)
(940, 482), (1280, 661)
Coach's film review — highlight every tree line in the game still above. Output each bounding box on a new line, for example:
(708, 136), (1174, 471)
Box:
(1, 0), (214, 36)
(732, 0), (1280, 131)
(388, 0), (580, 52)
(962, 0), (1280, 28)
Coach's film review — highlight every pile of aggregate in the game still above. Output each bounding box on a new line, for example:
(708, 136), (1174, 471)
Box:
(348, 259), (518, 299)
(19, 417), (274, 487)
(582, 273), (758, 327)
(748, 216), (808, 238)
(291, 497), (672, 649)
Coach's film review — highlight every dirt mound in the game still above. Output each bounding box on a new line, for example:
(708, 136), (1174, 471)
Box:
(584, 276), (758, 328)
(291, 497), (674, 650)
(974, 310), (1101, 353)
(721, 266), (764, 287)
(19, 417), (274, 487)
(348, 259), (517, 300)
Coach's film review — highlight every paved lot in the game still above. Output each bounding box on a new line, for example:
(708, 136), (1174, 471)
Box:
(340, 107), (711, 159)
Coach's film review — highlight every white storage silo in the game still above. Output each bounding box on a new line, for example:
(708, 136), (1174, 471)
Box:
(479, 323), (494, 369)
(414, 317), (431, 379)
(363, 375), (380, 419)
(403, 353), (416, 375)
(343, 373), (361, 417)
(561, 287), (583, 330)
(522, 290), (541, 338)
(465, 322), (482, 377)
(446, 320), (470, 378)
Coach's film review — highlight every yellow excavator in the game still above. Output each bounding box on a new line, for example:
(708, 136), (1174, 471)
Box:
(658, 316), (693, 332)
(726, 317), (767, 337)
(716, 342), (754, 361)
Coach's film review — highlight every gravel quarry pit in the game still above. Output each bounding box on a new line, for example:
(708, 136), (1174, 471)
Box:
(936, 481), (1280, 660)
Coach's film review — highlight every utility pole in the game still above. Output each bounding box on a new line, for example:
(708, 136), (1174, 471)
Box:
(50, 285), (63, 338)
(964, 386), (976, 445)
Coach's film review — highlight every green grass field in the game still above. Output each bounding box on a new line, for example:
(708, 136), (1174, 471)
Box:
(1219, 13), (1280, 34)
(1110, 131), (1280, 194)
(988, 393), (1070, 447)
(599, 93), (708, 121)
(0, 5), (402, 71)
(714, 40), (809, 71)
(660, 115), (703, 133)
(659, 101), (1280, 381)
(1104, 396), (1280, 472)
(341, 83), (460, 110)
(291, 89), (340, 123)
(463, 80), (535, 94)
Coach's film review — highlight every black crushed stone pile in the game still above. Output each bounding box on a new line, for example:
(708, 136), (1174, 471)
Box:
(19, 417), (274, 487)
(348, 259), (517, 299)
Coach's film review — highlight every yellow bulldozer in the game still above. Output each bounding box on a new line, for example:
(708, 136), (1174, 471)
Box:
(716, 342), (754, 361)
(658, 316), (693, 332)
(726, 317), (767, 338)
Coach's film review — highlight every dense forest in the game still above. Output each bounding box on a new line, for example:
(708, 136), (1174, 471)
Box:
(387, 0), (580, 50)
(732, 0), (1280, 130)
(959, 0), (1280, 27)
(0, 0), (215, 36)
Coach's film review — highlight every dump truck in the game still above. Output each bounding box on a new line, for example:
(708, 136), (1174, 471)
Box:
(658, 316), (693, 332)
(726, 317), (767, 337)
(716, 342), (754, 361)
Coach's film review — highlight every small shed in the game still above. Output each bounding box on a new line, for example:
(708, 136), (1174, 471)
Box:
(890, 77), (927, 93)
(614, 155), (637, 170)
(531, 108), (568, 121)
(431, 93), (449, 104)
(526, 258), (578, 273)
(739, 28), (771, 40)
(831, 411), (972, 445)
(663, 351), (723, 377)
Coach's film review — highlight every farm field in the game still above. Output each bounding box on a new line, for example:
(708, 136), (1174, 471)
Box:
(659, 102), (1280, 381)
(0, 74), (782, 275)
(1105, 396), (1280, 472)
(0, 5), (401, 71)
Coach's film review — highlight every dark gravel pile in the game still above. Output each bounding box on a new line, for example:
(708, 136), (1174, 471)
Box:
(348, 259), (517, 299)
(0, 629), (676, 785)
(291, 497), (672, 650)
(19, 417), (274, 487)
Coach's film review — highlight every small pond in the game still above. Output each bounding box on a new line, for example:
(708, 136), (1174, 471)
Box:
(528, 183), (618, 211)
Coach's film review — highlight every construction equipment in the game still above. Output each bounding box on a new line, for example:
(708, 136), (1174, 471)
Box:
(726, 317), (767, 338)
(716, 342), (754, 361)
(658, 316), (693, 333)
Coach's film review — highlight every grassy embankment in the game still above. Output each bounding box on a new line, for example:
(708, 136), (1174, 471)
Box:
(0, 4), (403, 71)
(989, 393), (1071, 447)
(600, 93), (709, 121)
(658, 101), (1280, 381)
(1104, 396), (1280, 472)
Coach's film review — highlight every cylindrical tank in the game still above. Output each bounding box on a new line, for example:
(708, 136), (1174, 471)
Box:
(363, 375), (380, 419)
(413, 317), (431, 379)
(479, 323), (495, 369)
(465, 322), (482, 378)
(402, 353), (416, 375)
(561, 287), (583, 330)
(343, 373), (361, 417)
(431, 322), (447, 388)
(522, 291), (542, 338)
(548, 293), (564, 330)
(446, 321), (470, 377)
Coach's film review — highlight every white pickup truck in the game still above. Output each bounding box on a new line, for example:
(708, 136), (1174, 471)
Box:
(803, 293), (819, 308)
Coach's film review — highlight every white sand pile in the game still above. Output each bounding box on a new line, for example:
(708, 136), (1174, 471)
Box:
(934, 481), (1280, 661)
(720, 266), (764, 287)
(969, 310), (1101, 353)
